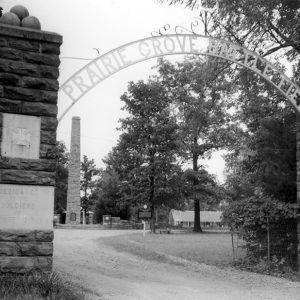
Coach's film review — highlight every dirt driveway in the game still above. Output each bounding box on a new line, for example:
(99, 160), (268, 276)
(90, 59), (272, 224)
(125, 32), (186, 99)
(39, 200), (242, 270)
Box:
(53, 229), (300, 300)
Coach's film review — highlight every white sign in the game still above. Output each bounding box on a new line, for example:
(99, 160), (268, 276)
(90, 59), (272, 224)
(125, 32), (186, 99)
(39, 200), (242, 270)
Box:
(0, 184), (54, 230)
(1, 114), (41, 159)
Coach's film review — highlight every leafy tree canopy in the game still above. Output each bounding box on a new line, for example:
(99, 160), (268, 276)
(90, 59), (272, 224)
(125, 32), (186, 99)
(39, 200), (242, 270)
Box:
(93, 169), (131, 223)
(159, 0), (300, 58)
(54, 141), (69, 214)
(80, 155), (100, 221)
(157, 56), (238, 231)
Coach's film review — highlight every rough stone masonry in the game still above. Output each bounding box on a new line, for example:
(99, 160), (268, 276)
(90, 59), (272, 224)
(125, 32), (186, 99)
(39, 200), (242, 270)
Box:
(0, 23), (62, 272)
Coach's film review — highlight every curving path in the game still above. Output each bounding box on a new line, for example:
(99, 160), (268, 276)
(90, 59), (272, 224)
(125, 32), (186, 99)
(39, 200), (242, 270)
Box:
(53, 229), (300, 300)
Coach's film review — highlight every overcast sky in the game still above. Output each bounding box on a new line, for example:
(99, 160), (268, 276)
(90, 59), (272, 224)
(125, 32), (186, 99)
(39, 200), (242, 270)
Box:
(2, 0), (227, 181)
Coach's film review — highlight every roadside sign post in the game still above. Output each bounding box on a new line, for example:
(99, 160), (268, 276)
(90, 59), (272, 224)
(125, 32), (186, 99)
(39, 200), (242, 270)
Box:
(142, 220), (146, 237)
(138, 205), (151, 237)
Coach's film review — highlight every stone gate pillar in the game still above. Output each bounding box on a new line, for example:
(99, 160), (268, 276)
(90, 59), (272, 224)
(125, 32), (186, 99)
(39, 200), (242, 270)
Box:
(0, 24), (62, 272)
(297, 116), (300, 272)
(66, 116), (81, 224)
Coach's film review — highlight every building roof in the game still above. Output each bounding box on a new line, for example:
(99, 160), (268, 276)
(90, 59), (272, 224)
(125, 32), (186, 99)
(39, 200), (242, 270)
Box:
(170, 209), (222, 223)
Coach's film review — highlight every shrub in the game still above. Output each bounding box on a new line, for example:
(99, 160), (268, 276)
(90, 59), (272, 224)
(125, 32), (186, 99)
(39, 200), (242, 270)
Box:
(222, 194), (299, 270)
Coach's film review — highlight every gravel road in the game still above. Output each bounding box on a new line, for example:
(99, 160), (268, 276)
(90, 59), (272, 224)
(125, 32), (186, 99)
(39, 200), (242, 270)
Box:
(53, 229), (300, 300)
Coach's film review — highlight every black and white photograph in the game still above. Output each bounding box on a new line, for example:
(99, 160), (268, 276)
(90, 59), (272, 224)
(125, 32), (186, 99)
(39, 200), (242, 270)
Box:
(0, 0), (300, 299)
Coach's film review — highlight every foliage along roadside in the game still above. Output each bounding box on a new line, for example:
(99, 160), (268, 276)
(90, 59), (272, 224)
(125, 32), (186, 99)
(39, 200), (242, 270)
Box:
(222, 194), (299, 276)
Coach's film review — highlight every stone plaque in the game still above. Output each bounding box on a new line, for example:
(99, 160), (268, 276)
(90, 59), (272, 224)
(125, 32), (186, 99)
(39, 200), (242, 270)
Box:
(1, 113), (41, 159)
(70, 212), (76, 221)
(0, 184), (54, 230)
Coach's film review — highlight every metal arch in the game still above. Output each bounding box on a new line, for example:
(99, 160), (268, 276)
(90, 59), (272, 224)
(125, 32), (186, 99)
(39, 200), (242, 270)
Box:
(58, 34), (300, 122)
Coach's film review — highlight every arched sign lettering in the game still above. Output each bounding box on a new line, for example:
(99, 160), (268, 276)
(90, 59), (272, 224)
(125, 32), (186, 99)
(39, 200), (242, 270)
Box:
(58, 34), (300, 122)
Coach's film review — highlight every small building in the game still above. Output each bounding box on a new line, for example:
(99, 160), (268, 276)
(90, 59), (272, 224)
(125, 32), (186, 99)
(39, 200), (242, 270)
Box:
(169, 209), (223, 228)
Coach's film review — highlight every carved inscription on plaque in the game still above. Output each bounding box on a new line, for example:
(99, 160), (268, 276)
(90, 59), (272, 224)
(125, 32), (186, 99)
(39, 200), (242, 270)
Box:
(1, 113), (41, 159)
(70, 213), (76, 222)
(0, 184), (54, 230)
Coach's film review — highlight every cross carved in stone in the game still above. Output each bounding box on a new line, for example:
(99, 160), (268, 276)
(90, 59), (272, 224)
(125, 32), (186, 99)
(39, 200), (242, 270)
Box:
(12, 128), (31, 147)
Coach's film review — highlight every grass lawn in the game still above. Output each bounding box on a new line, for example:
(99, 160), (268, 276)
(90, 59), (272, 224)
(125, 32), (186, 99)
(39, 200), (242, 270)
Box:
(0, 271), (84, 300)
(102, 230), (245, 268)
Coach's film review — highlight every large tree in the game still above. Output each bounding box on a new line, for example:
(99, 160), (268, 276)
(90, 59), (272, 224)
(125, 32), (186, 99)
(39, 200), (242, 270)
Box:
(80, 155), (100, 224)
(54, 141), (69, 214)
(93, 169), (131, 223)
(157, 56), (237, 231)
(115, 79), (181, 232)
(224, 67), (296, 204)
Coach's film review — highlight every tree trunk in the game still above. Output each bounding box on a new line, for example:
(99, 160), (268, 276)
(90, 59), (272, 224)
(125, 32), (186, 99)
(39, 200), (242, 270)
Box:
(82, 188), (88, 225)
(194, 198), (202, 232)
(150, 174), (155, 233)
(193, 138), (202, 232)
(82, 209), (86, 225)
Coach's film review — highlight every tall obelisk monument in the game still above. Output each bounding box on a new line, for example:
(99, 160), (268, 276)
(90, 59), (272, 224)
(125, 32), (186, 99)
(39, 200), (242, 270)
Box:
(66, 116), (81, 224)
